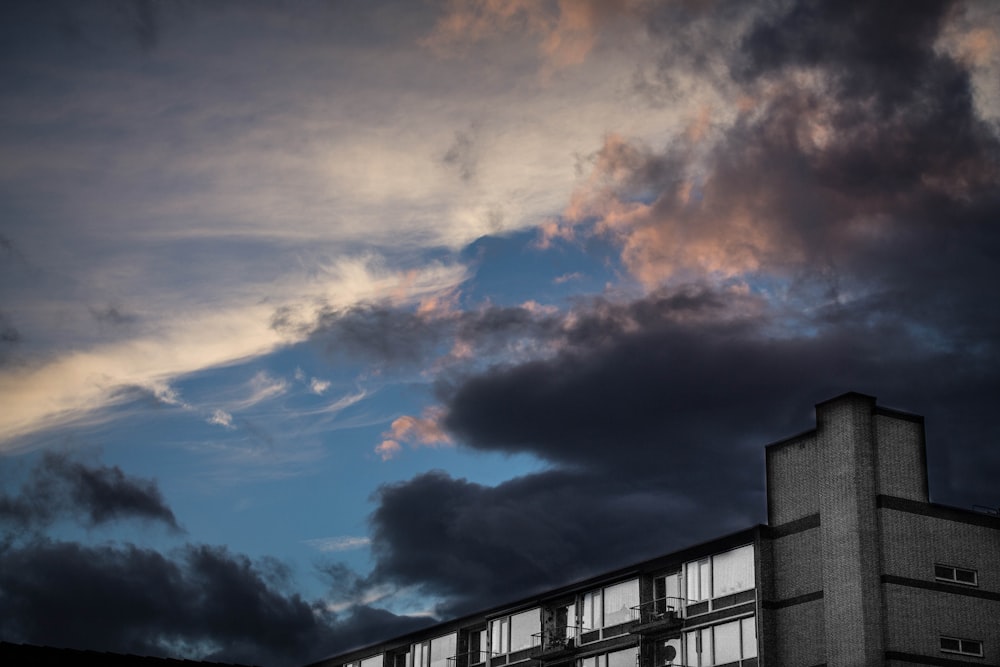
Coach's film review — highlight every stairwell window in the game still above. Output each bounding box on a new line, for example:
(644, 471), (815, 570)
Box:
(940, 636), (983, 657)
(935, 564), (978, 586)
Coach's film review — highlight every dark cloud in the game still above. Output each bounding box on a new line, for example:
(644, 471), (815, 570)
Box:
(0, 452), (180, 534)
(0, 0), (171, 58)
(307, 302), (564, 368)
(316, 1), (1000, 637)
(738, 0), (952, 110)
(0, 452), (432, 667)
(367, 467), (758, 618)
(0, 538), (427, 667)
(354, 281), (1000, 620)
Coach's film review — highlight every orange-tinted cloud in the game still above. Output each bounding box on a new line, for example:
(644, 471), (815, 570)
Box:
(423, 0), (649, 71)
(376, 407), (453, 460)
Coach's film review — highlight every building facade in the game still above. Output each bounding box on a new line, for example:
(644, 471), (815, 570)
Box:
(312, 393), (1000, 667)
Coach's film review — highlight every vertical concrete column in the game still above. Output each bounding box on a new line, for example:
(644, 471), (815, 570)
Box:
(816, 393), (885, 666)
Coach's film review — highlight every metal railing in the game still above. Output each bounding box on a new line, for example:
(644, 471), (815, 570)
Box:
(530, 626), (582, 655)
(447, 651), (492, 667)
(629, 597), (686, 625)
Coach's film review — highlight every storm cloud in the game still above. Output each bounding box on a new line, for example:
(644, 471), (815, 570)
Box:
(3, 0), (1000, 664)
(0, 454), (429, 666)
(0, 452), (180, 533)
(345, 0), (1000, 625)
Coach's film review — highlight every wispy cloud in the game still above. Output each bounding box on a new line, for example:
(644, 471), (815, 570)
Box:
(0, 259), (467, 449)
(304, 536), (372, 553)
(308, 378), (331, 395)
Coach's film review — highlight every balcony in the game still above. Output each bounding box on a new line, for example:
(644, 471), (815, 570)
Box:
(447, 651), (491, 667)
(628, 599), (684, 636)
(529, 627), (580, 664)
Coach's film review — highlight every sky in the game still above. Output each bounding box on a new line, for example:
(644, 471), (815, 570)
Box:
(2, 0), (1000, 665)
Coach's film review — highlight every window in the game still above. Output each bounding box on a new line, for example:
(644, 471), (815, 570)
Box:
(683, 616), (757, 666)
(544, 603), (577, 648)
(935, 564), (978, 586)
(578, 647), (638, 667)
(686, 558), (711, 603)
(469, 629), (488, 664)
(712, 545), (755, 597)
(431, 635), (457, 667)
(653, 572), (681, 615)
(490, 609), (540, 655)
(683, 545), (755, 615)
(360, 656), (383, 667)
(411, 634), (457, 667)
(581, 579), (639, 631)
(940, 636), (983, 657)
(603, 579), (639, 627)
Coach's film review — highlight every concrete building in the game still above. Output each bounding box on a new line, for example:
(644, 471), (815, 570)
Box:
(311, 393), (1000, 667)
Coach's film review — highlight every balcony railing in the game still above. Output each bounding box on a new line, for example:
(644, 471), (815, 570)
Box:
(530, 626), (581, 654)
(447, 651), (492, 667)
(628, 598), (685, 634)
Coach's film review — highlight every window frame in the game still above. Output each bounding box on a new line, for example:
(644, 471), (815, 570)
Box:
(934, 563), (979, 586)
(682, 544), (756, 616)
(489, 608), (540, 656)
(581, 579), (639, 632)
(940, 635), (984, 658)
(683, 615), (757, 666)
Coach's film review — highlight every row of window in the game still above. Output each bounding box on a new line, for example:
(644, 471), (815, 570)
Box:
(347, 545), (756, 667)
(345, 556), (985, 667)
(352, 625), (980, 667)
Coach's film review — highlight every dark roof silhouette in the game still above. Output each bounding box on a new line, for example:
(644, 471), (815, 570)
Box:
(0, 642), (261, 667)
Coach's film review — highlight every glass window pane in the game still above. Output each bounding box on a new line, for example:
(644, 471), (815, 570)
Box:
(712, 545), (755, 597)
(955, 568), (976, 584)
(430, 634), (456, 667)
(665, 573), (680, 611)
(562, 603), (577, 642)
(490, 619), (507, 654)
(741, 617), (758, 658)
(603, 580), (639, 627)
(686, 559), (709, 602)
(582, 591), (601, 629)
(412, 642), (426, 667)
(684, 630), (699, 666)
(940, 637), (961, 652)
(510, 608), (541, 651)
(361, 656), (384, 667)
(700, 563), (711, 604)
(606, 647), (637, 667)
(714, 620), (740, 663)
(961, 640), (983, 656)
(934, 564), (952, 579)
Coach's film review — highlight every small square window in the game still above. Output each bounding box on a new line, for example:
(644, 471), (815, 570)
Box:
(935, 564), (978, 586)
(941, 636), (983, 657)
